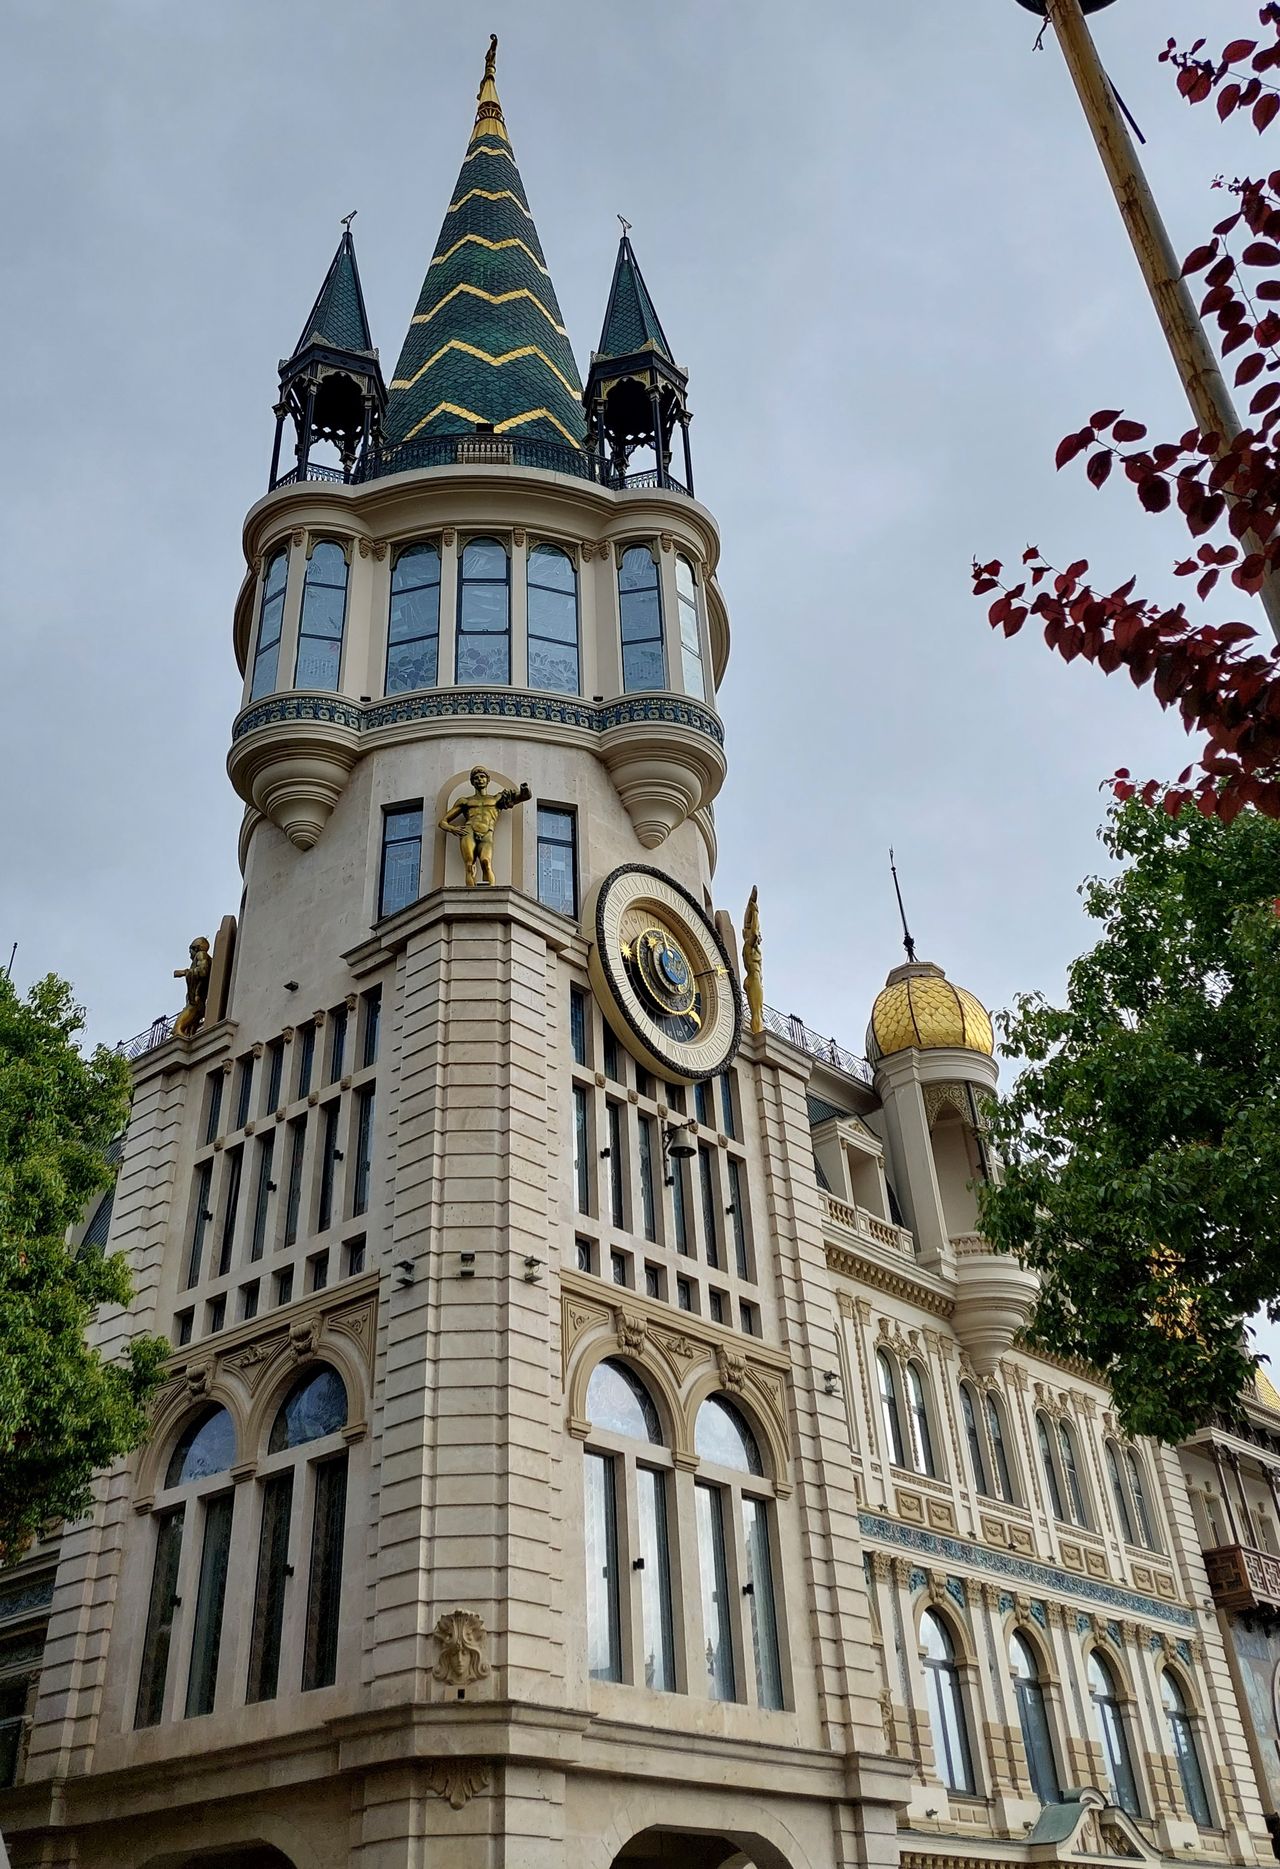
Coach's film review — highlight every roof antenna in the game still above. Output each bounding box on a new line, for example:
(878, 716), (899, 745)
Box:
(340, 210), (357, 233)
(889, 848), (918, 964)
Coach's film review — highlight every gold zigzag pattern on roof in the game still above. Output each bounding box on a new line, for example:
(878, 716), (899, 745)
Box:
(391, 338), (582, 403)
(409, 282), (569, 337)
(401, 401), (582, 447)
(429, 233), (550, 276)
(447, 187), (534, 219)
(463, 141), (516, 165)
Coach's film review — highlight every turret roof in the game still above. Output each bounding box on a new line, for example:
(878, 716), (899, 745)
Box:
(291, 226), (376, 361)
(383, 37), (585, 449)
(595, 233), (674, 364)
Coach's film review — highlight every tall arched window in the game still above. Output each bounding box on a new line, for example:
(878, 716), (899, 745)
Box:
(246, 1366), (350, 1703)
(135, 1406), (238, 1729)
(1058, 1421), (1090, 1528)
(877, 1351), (906, 1468)
(675, 555), (706, 699)
(294, 540), (348, 691)
(1088, 1652), (1140, 1815)
(527, 543), (579, 694)
(386, 542), (441, 693)
(920, 1610), (975, 1794)
(250, 548), (288, 700)
(1126, 1450), (1158, 1550)
(906, 1363), (937, 1477)
(1106, 1442), (1135, 1543)
(694, 1394), (784, 1710)
(456, 536), (510, 683)
(1162, 1671), (1211, 1827)
(1010, 1631), (1061, 1804)
(1037, 1413), (1066, 1521)
(960, 1384), (990, 1496)
(618, 545), (665, 691)
(583, 1359), (674, 1691)
(987, 1394), (1016, 1502)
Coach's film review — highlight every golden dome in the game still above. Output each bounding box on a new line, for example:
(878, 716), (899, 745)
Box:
(1254, 1368), (1280, 1414)
(868, 961), (994, 1061)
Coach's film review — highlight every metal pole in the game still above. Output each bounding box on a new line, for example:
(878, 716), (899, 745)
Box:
(1044, 0), (1280, 642)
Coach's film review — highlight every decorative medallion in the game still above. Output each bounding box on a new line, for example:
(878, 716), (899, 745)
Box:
(432, 1609), (491, 1687)
(584, 864), (742, 1085)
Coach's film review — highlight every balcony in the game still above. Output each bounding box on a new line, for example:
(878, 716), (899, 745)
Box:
(1204, 1542), (1280, 1613)
(821, 1191), (915, 1259)
(270, 433), (692, 496)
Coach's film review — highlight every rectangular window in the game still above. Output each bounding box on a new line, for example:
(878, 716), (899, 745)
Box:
(293, 539), (348, 692)
(134, 1507), (185, 1728)
(728, 1157), (749, 1279)
(250, 547), (288, 701)
(207, 1294), (226, 1334)
(638, 1115), (657, 1242)
(352, 1087), (375, 1217)
(695, 1080), (711, 1126)
(386, 542), (441, 694)
(536, 806), (577, 918)
(676, 555), (706, 699)
(645, 1263), (662, 1300)
(361, 987), (382, 1068)
(456, 536), (510, 684)
(308, 1251), (329, 1293)
(297, 1023), (316, 1098)
(187, 1161), (213, 1287)
(249, 1134), (275, 1262)
(216, 1147), (243, 1278)
(742, 1496), (784, 1709)
(204, 1071), (224, 1145)
(302, 1453), (348, 1691)
(344, 1236), (366, 1277)
(239, 1280), (260, 1321)
(603, 1027), (620, 1084)
(636, 1067), (654, 1101)
(266, 1039), (285, 1113)
(284, 1117), (307, 1247)
(0, 1678), (30, 1789)
(638, 1467), (676, 1692)
(175, 1308), (194, 1347)
(327, 1007), (347, 1084)
(245, 1469), (294, 1704)
(672, 1160), (690, 1256)
(235, 1057), (254, 1130)
(318, 1103), (340, 1232)
(274, 1266), (294, 1307)
(184, 1490), (234, 1717)
(719, 1072), (737, 1139)
(677, 1276), (693, 1312)
(584, 1452), (621, 1681)
(573, 1086), (590, 1214)
(610, 1249), (628, 1287)
(576, 1237), (594, 1274)
(607, 1101), (625, 1228)
(570, 986), (588, 1066)
(739, 1300), (758, 1337)
(698, 1146), (719, 1269)
(379, 805), (423, 919)
(618, 545), (665, 692)
(709, 1289), (725, 1324)
(696, 1483), (736, 1702)
(527, 542), (580, 695)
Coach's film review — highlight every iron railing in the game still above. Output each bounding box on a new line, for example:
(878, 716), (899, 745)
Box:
(116, 1015), (175, 1060)
(269, 433), (693, 496)
(757, 1003), (873, 1085)
(271, 462), (345, 488)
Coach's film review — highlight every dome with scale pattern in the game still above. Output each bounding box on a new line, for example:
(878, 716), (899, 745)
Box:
(867, 961), (994, 1062)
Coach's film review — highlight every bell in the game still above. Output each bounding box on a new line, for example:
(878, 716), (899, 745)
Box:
(1014, 0), (1116, 13)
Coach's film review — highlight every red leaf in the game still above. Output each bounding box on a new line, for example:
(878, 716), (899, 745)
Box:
(1254, 92), (1280, 131)
(1224, 38), (1258, 62)
(973, 578), (998, 595)
(1139, 476), (1172, 513)
(1237, 351), (1267, 385)
(1087, 450), (1113, 488)
(1183, 242), (1220, 276)
(1242, 240), (1280, 264)
(1197, 568), (1220, 599)
(1255, 280), (1280, 298)
(1223, 325), (1252, 354)
(1090, 409), (1122, 430)
(1055, 433), (1087, 471)
(1114, 779), (1136, 802)
(1220, 82), (1244, 118)
(1064, 559), (1089, 581)
(1112, 419), (1147, 443)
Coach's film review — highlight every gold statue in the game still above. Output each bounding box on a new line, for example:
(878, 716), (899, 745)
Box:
(742, 886), (764, 1036)
(439, 767), (531, 888)
(173, 937), (211, 1039)
(483, 31), (498, 85)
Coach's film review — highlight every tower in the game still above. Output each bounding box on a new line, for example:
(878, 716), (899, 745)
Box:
(584, 228), (694, 493)
(269, 223), (386, 490)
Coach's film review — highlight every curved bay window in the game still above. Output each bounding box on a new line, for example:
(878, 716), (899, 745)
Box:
(527, 543), (579, 694)
(675, 555), (706, 700)
(294, 540), (348, 691)
(1010, 1631), (1061, 1804)
(583, 1359), (675, 1691)
(1162, 1670), (1212, 1827)
(386, 542), (441, 693)
(250, 547), (288, 701)
(920, 1610), (975, 1795)
(877, 1350), (906, 1467)
(618, 545), (665, 692)
(1088, 1652), (1140, 1815)
(694, 1394), (784, 1710)
(456, 536), (510, 684)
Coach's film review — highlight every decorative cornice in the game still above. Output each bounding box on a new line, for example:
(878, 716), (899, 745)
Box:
(825, 1243), (954, 1319)
(232, 687), (724, 749)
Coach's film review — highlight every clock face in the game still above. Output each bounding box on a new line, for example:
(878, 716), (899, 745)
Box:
(585, 865), (742, 1085)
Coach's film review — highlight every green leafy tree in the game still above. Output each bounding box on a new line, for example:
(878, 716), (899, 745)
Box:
(0, 972), (167, 1560)
(979, 800), (1280, 1442)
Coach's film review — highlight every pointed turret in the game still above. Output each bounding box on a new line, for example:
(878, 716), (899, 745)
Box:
(383, 36), (585, 452)
(269, 221), (386, 489)
(585, 227), (693, 493)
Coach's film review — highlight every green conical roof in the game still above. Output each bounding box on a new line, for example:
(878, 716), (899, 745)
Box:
(384, 38), (585, 449)
(595, 233), (673, 363)
(293, 226), (375, 359)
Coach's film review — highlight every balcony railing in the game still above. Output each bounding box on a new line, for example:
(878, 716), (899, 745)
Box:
(1204, 1542), (1280, 1613)
(822, 1190), (916, 1258)
(269, 434), (693, 496)
(757, 1003), (873, 1085)
(116, 1015), (175, 1060)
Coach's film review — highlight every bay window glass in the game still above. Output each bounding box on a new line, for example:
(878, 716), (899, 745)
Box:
(536, 806), (577, 917)
(294, 540), (348, 691)
(456, 537), (510, 684)
(379, 804), (423, 919)
(1010, 1631), (1060, 1804)
(1088, 1652), (1140, 1815)
(921, 1610), (975, 1794)
(675, 555), (706, 699)
(1162, 1672), (1211, 1826)
(250, 547), (288, 700)
(906, 1363), (936, 1477)
(618, 546), (665, 691)
(386, 543), (441, 693)
(877, 1351), (906, 1467)
(527, 543), (579, 694)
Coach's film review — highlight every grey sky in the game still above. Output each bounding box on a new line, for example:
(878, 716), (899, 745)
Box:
(4, 6), (1271, 1339)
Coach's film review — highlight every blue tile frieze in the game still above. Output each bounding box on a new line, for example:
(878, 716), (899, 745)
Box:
(233, 688), (725, 748)
(859, 1513), (1195, 1629)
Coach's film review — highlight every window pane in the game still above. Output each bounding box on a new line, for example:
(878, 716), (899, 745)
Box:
(1106, 1444), (1135, 1543)
(1163, 1679), (1211, 1825)
(263, 548), (288, 600)
(573, 1085), (590, 1213)
(528, 637), (579, 695)
(269, 1367), (349, 1452)
(1090, 1656), (1139, 1815)
(184, 1491), (234, 1717)
(1126, 1450), (1157, 1549)
(134, 1507), (185, 1727)
(456, 634), (509, 684)
(638, 1467), (676, 1692)
(462, 538), (506, 579)
(570, 987), (587, 1066)
(386, 638), (439, 695)
(250, 1135), (274, 1261)
(696, 1483), (736, 1701)
(1059, 1423), (1088, 1527)
(675, 555), (696, 601)
(284, 1117), (307, 1247)
(300, 582), (345, 638)
(622, 640), (665, 693)
(302, 1452), (348, 1691)
(295, 636), (341, 691)
(307, 541), (347, 584)
(987, 1395), (1014, 1502)
(743, 1496), (783, 1709)
(907, 1365), (936, 1477)
(391, 543), (440, 592)
(537, 808), (576, 917)
(619, 547), (657, 591)
(681, 641), (706, 700)
(584, 1452), (621, 1681)
(922, 1612), (974, 1793)
(187, 1160), (212, 1286)
(638, 1115), (657, 1242)
(166, 1407), (236, 1488)
(380, 809), (423, 919)
(878, 1353), (906, 1468)
(961, 1386), (990, 1496)
(318, 1103), (339, 1232)
(530, 543), (575, 592)
(528, 581), (578, 644)
(620, 587), (661, 642)
(695, 1395), (763, 1474)
(460, 582), (508, 632)
(245, 1470), (294, 1704)
(1037, 1415), (1065, 1519)
(250, 638), (281, 701)
(587, 1359), (663, 1442)
(353, 1086), (375, 1216)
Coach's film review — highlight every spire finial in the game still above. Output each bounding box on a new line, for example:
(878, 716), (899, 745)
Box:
(617, 213), (632, 237)
(340, 210), (357, 233)
(483, 32), (497, 84)
(889, 848), (918, 964)
(473, 32), (509, 144)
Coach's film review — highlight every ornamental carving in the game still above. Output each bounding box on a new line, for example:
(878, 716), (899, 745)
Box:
(442, 528), (456, 546)
(650, 1328), (700, 1384)
(185, 1360), (213, 1397)
(426, 1761), (490, 1810)
(923, 1082), (971, 1129)
(512, 527), (526, 546)
(717, 1347), (748, 1392)
(871, 1551), (894, 1584)
(433, 1610), (491, 1687)
(327, 1295), (376, 1365)
(288, 1318), (319, 1362)
(615, 1311), (647, 1356)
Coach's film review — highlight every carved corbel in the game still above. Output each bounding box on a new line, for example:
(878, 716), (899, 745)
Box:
(432, 1610), (491, 1686)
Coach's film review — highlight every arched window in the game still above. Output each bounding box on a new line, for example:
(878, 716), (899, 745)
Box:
(675, 555), (705, 699)
(1106, 1442), (1135, 1543)
(986, 1393), (1016, 1503)
(1126, 1450), (1158, 1550)
(165, 1406), (235, 1487)
(1162, 1671), (1211, 1827)
(906, 1363), (936, 1477)
(246, 1367), (351, 1705)
(1088, 1652), (1140, 1815)
(694, 1394), (783, 1710)
(527, 543), (579, 694)
(1037, 1413), (1066, 1520)
(1058, 1421), (1089, 1528)
(618, 545), (665, 692)
(294, 540), (348, 691)
(250, 548), (288, 700)
(456, 536), (510, 684)
(920, 1610), (975, 1794)
(386, 543), (441, 693)
(584, 1360), (674, 1692)
(1010, 1631), (1061, 1804)
(960, 1384), (991, 1496)
(877, 1351), (906, 1468)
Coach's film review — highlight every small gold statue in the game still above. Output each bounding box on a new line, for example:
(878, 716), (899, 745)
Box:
(173, 937), (212, 1039)
(742, 886), (764, 1036)
(439, 767), (532, 888)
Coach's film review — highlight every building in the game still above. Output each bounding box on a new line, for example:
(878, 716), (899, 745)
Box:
(2, 40), (1278, 1869)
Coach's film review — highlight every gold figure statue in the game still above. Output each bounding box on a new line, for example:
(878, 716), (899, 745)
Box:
(439, 767), (532, 888)
(483, 31), (498, 84)
(173, 936), (212, 1039)
(742, 885), (764, 1036)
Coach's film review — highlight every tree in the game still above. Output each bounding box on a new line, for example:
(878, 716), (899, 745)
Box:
(978, 799), (1280, 1441)
(0, 972), (167, 1561)
(973, 7), (1280, 823)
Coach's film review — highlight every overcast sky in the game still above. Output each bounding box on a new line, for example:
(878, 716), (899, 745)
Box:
(4, 4), (1273, 1345)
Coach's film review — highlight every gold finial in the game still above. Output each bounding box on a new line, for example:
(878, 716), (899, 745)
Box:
(483, 32), (498, 84)
(473, 32), (509, 145)
(742, 886), (764, 1036)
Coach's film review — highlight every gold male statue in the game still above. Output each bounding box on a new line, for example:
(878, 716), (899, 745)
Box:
(439, 767), (532, 888)
(173, 936), (211, 1039)
(742, 885), (764, 1036)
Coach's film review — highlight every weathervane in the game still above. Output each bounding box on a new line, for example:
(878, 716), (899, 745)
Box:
(617, 213), (632, 236)
(340, 210), (357, 232)
(888, 848), (918, 965)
